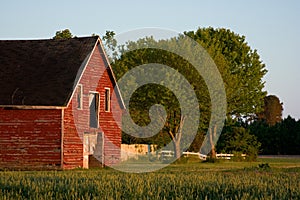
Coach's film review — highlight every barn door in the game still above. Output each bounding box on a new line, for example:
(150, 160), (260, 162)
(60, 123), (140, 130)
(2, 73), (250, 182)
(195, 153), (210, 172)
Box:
(91, 132), (104, 167)
(83, 132), (104, 168)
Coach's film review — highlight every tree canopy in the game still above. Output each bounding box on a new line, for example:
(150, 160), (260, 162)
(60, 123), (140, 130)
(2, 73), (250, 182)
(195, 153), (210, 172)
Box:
(53, 29), (73, 39)
(108, 27), (268, 157)
(217, 119), (261, 160)
(185, 28), (267, 119)
(112, 36), (205, 158)
(258, 95), (283, 126)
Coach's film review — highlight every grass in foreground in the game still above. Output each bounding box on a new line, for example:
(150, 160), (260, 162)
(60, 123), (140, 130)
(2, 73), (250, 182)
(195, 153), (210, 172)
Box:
(0, 158), (300, 200)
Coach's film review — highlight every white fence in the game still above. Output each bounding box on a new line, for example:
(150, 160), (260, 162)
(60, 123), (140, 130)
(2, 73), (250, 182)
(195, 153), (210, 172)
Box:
(183, 152), (247, 160)
(120, 143), (248, 161)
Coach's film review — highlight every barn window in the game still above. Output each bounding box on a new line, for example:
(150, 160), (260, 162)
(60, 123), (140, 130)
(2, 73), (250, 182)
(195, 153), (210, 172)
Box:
(89, 92), (100, 128)
(77, 84), (83, 109)
(104, 88), (110, 112)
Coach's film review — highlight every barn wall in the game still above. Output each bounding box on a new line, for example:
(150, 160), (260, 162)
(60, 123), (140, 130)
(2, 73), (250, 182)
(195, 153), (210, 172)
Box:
(63, 43), (122, 169)
(62, 104), (84, 169)
(0, 108), (62, 169)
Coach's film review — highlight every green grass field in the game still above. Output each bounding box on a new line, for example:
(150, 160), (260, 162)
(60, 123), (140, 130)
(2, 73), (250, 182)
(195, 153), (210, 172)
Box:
(0, 158), (300, 199)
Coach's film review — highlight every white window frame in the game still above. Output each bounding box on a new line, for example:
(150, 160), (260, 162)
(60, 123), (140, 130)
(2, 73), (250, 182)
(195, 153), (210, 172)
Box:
(89, 91), (100, 128)
(77, 84), (83, 110)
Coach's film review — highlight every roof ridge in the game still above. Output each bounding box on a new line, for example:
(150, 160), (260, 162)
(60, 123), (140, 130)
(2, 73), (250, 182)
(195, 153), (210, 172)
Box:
(0, 35), (99, 42)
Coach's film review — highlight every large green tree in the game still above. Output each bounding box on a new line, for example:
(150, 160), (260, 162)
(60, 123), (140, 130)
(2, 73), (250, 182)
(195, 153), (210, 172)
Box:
(112, 36), (203, 159)
(108, 27), (267, 158)
(185, 27), (267, 118)
(185, 28), (267, 157)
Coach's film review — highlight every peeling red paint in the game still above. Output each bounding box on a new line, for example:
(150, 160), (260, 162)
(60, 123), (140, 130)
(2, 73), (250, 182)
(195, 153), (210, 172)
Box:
(0, 43), (122, 170)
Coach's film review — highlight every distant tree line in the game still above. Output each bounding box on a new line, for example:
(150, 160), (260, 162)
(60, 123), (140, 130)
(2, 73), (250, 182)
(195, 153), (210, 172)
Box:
(249, 116), (300, 155)
(248, 95), (299, 155)
(214, 94), (299, 156)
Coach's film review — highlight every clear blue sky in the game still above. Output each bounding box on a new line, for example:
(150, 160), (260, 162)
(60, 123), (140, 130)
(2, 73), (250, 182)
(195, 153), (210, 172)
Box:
(1, 0), (299, 119)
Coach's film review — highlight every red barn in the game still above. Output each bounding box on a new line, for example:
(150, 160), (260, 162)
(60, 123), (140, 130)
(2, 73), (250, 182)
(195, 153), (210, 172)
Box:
(0, 36), (124, 169)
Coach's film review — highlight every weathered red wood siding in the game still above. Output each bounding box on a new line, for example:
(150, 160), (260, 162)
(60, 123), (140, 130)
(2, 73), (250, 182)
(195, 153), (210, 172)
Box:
(0, 109), (62, 169)
(63, 43), (122, 169)
(62, 104), (83, 169)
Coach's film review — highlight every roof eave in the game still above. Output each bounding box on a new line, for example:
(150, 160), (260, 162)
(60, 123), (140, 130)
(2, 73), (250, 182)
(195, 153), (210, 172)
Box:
(0, 105), (66, 109)
(64, 38), (98, 108)
(96, 37), (126, 110)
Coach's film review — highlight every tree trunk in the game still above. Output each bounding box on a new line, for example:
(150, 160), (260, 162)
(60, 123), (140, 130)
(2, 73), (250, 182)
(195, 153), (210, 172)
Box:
(209, 125), (217, 159)
(169, 115), (185, 160)
(173, 139), (181, 159)
(169, 129), (182, 160)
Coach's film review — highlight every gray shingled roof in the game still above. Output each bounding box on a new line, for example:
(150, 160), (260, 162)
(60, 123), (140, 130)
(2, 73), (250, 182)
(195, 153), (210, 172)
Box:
(0, 36), (98, 106)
